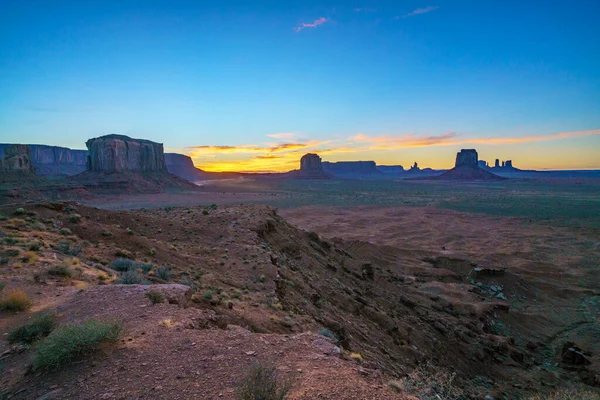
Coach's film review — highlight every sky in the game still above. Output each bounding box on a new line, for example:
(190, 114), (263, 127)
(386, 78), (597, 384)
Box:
(1, 0), (599, 172)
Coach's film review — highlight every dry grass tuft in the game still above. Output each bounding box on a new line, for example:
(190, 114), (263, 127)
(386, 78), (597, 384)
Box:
(0, 289), (32, 312)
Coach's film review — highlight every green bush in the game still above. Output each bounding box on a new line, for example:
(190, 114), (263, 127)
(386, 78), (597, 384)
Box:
(111, 258), (136, 272)
(203, 290), (213, 300)
(69, 214), (81, 223)
(8, 313), (57, 344)
(156, 266), (172, 281)
(235, 361), (291, 400)
(117, 270), (143, 284)
(33, 319), (122, 371)
(139, 263), (153, 274)
(55, 241), (80, 256)
(59, 228), (72, 236)
(0, 282), (5, 291)
(14, 208), (25, 216)
(28, 242), (42, 251)
(48, 265), (74, 278)
(146, 290), (164, 305)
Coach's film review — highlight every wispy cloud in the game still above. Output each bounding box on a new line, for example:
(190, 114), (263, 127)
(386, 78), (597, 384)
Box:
(464, 129), (600, 145)
(349, 132), (458, 149)
(349, 129), (600, 149)
(266, 132), (295, 139)
(354, 8), (377, 12)
(402, 6), (439, 18)
(295, 17), (328, 32)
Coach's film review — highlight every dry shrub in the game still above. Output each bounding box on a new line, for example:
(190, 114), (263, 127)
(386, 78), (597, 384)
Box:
(402, 361), (466, 400)
(0, 289), (32, 312)
(526, 387), (598, 400)
(236, 361), (291, 400)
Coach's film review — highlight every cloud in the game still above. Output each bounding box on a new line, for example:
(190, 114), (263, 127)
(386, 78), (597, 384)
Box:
(295, 17), (327, 32)
(266, 132), (295, 139)
(349, 129), (600, 149)
(349, 132), (458, 149)
(402, 6), (439, 18)
(179, 128), (600, 172)
(463, 129), (600, 145)
(354, 8), (377, 12)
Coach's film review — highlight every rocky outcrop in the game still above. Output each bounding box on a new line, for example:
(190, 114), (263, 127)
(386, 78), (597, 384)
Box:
(0, 144), (35, 173)
(86, 134), (166, 173)
(420, 149), (504, 181)
(322, 161), (381, 176)
(455, 149), (478, 167)
(1, 144), (88, 176)
(377, 165), (405, 174)
(297, 153), (328, 178)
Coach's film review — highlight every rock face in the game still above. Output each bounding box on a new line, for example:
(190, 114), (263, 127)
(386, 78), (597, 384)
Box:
(0, 144), (35, 173)
(298, 153), (328, 178)
(428, 149), (504, 181)
(0, 144), (88, 176)
(322, 161), (380, 176)
(455, 149), (478, 167)
(86, 134), (166, 173)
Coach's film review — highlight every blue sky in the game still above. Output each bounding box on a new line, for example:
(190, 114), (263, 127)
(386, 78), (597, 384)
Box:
(1, 0), (599, 171)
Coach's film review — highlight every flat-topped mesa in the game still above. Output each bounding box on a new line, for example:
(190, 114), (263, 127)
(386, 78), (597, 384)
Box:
(300, 153), (324, 174)
(455, 149), (478, 168)
(1, 144), (35, 173)
(86, 134), (166, 173)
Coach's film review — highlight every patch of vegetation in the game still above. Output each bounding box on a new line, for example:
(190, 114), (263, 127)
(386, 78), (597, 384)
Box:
(1, 256), (9, 265)
(111, 258), (136, 272)
(3, 236), (18, 245)
(33, 319), (122, 371)
(402, 362), (465, 400)
(117, 270), (143, 284)
(55, 241), (81, 256)
(146, 290), (164, 305)
(235, 361), (291, 400)
(156, 265), (172, 281)
(126, 228), (135, 235)
(6, 248), (20, 257)
(203, 290), (214, 300)
(319, 328), (340, 344)
(59, 228), (72, 236)
(8, 313), (57, 344)
(28, 242), (42, 251)
(101, 231), (113, 237)
(21, 251), (39, 263)
(115, 249), (132, 258)
(48, 264), (74, 278)
(526, 387), (599, 400)
(0, 289), (32, 312)
(14, 207), (26, 216)
(178, 276), (198, 292)
(202, 209), (209, 215)
(0, 282), (5, 291)
(69, 214), (81, 223)
(139, 263), (153, 274)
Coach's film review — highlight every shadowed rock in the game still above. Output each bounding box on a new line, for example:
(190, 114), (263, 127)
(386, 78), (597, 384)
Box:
(0, 144), (35, 173)
(298, 153), (328, 178)
(323, 161), (381, 176)
(455, 149), (478, 167)
(86, 134), (166, 173)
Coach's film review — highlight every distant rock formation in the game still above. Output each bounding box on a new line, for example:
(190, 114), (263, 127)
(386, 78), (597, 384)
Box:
(322, 161), (381, 176)
(408, 162), (420, 172)
(424, 149), (504, 181)
(478, 160), (489, 169)
(455, 149), (478, 167)
(0, 144), (35, 173)
(86, 134), (166, 173)
(297, 153), (328, 178)
(377, 165), (405, 174)
(494, 159), (500, 168)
